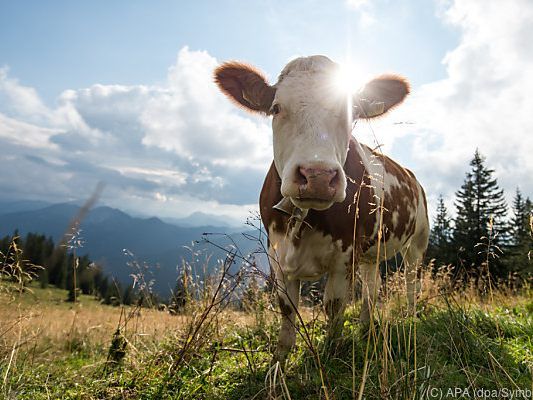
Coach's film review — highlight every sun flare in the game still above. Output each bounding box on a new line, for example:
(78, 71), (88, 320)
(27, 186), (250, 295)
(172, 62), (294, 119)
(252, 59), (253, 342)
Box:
(331, 62), (370, 95)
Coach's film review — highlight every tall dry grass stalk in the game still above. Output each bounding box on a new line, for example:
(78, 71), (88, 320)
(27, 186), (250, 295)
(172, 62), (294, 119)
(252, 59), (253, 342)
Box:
(0, 237), (42, 296)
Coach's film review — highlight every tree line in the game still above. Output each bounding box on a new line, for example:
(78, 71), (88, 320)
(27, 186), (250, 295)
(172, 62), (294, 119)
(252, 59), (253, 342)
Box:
(426, 149), (532, 282)
(0, 231), (140, 305)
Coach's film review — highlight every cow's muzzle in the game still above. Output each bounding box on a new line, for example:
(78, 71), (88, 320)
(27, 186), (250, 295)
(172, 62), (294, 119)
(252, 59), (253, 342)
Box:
(297, 166), (339, 198)
(283, 163), (346, 210)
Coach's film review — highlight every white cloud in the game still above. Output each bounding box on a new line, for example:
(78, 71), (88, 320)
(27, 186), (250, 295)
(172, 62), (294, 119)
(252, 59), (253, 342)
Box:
(357, 0), (533, 217)
(107, 191), (258, 224)
(0, 66), (50, 122)
(115, 166), (188, 187)
(0, 113), (60, 149)
(0, 67), (100, 140)
(140, 47), (272, 170)
(345, 0), (376, 28)
(0, 47), (272, 223)
(345, 0), (369, 9)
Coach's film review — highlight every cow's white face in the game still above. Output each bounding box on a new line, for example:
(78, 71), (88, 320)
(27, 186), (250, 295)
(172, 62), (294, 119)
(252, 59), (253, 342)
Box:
(271, 59), (350, 210)
(214, 55), (409, 211)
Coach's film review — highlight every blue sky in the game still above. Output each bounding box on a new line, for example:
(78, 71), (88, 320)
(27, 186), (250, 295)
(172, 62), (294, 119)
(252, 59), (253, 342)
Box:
(1, 0), (532, 223)
(1, 1), (457, 102)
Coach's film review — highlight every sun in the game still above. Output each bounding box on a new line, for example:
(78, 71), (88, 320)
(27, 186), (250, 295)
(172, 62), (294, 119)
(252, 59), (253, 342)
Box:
(331, 62), (371, 96)
(330, 61), (372, 123)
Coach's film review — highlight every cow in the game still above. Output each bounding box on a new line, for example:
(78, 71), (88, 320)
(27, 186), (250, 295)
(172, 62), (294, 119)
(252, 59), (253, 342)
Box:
(214, 55), (429, 362)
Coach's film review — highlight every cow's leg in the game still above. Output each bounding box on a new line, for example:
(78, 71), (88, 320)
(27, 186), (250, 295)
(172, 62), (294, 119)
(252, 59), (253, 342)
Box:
(324, 267), (349, 337)
(268, 235), (301, 363)
(404, 247), (423, 315)
(359, 262), (381, 323)
(273, 269), (301, 363)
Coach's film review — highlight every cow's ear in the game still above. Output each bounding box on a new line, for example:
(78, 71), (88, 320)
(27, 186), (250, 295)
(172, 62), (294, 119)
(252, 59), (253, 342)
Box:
(214, 62), (276, 114)
(354, 74), (410, 119)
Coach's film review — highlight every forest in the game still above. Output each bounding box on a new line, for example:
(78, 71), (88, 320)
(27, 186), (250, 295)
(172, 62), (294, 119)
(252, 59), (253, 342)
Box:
(426, 150), (532, 281)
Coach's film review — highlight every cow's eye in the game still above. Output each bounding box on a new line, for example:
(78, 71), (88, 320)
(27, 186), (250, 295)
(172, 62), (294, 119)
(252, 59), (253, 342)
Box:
(271, 104), (281, 115)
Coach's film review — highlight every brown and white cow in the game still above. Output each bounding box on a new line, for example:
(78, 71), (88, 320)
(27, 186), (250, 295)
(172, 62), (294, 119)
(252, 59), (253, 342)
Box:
(215, 55), (429, 361)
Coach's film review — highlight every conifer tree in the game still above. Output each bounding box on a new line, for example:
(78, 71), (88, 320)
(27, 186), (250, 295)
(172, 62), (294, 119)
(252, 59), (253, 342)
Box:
(509, 188), (531, 245)
(453, 150), (508, 276)
(505, 188), (532, 277)
(122, 283), (136, 305)
(105, 280), (123, 306)
(39, 268), (49, 289)
(427, 195), (453, 267)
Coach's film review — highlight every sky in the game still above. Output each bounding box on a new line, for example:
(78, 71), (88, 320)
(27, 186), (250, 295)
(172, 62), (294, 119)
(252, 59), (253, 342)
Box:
(0, 0), (532, 225)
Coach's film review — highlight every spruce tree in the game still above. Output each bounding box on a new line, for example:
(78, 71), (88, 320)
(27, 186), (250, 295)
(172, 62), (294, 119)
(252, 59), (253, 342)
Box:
(39, 268), (49, 289)
(505, 188), (532, 277)
(509, 188), (531, 245)
(105, 280), (123, 306)
(427, 195), (453, 267)
(122, 284), (136, 305)
(453, 150), (508, 276)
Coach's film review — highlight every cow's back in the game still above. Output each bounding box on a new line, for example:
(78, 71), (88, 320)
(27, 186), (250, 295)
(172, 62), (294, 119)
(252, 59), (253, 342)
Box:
(354, 143), (429, 263)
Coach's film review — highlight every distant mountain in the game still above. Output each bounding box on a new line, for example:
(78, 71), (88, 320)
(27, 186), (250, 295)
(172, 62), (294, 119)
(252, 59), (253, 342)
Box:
(0, 204), (266, 298)
(0, 200), (51, 215)
(164, 211), (242, 229)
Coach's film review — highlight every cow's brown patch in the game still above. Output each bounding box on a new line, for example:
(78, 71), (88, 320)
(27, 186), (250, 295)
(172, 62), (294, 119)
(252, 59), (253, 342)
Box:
(376, 155), (421, 242)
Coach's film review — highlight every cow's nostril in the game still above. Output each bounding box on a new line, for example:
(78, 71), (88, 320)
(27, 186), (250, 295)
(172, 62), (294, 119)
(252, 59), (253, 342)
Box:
(297, 166), (340, 189)
(329, 169), (339, 189)
(296, 167), (308, 186)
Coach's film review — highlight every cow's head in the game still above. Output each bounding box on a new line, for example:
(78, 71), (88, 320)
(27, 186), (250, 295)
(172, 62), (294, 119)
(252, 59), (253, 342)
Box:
(215, 55), (409, 210)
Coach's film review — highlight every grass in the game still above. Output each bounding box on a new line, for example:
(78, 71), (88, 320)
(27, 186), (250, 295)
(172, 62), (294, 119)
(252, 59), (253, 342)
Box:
(1, 272), (532, 399)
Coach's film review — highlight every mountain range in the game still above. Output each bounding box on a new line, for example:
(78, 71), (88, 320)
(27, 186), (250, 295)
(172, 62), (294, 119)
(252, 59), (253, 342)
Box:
(163, 211), (243, 229)
(0, 202), (267, 297)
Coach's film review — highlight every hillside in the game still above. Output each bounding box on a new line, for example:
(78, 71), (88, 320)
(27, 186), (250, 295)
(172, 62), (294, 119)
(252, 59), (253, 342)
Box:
(163, 211), (243, 229)
(0, 203), (265, 297)
(0, 200), (52, 214)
